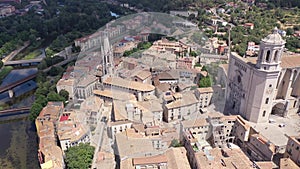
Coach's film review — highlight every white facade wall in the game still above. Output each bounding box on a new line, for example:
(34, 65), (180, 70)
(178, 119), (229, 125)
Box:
(110, 122), (132, 138)
(165, 102), (198, 122)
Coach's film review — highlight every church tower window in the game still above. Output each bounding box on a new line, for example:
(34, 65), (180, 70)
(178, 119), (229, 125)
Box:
(265, 98), (269, 104)
(262, 111), (266, 117)
(274, 50), (279, 62)
(266, 50), (271, 62)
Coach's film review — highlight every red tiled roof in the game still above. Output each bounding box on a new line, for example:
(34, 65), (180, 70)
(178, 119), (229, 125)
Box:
(59, 115), (69, 122)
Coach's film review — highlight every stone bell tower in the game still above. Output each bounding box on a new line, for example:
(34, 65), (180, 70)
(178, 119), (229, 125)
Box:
(225, 28), (286, 123)
(246, 27), (285, 123)
(256, 27), (285, 71)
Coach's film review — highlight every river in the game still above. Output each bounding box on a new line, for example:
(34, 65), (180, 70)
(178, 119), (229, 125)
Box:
(0, 117), (39, 169)
(0, 69), (39, 169)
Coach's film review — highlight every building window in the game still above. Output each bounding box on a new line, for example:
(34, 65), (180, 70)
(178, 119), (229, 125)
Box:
(263, 111), (266, 117)
(266, 50), (271, 62)
(269, 84), (272, 87)
(293, 101), (297, 108)
(265, 98), (269, 104)
(274, 50), (279, 61)
(237, 75), (241, 83)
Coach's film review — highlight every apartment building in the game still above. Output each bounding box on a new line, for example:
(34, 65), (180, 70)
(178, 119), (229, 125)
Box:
(284, 135), (300, 167)
(57, 112), (91, 151)
(163, 92), (199, 122)
(35, 102), (65, 169)
(194, 87), (214, 108)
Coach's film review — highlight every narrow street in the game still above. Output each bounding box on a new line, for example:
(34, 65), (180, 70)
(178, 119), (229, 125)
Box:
(91, 105), (114, 169)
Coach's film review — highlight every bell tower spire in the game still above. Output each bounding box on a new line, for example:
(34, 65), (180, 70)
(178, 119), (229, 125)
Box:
(256, 27), (285, 71)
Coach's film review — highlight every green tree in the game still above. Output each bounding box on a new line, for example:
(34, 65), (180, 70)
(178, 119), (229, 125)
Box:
(35, 87), (49, 96)
(201, 66), (208, 72)
(35, 95), (48, 107)
(137, 42), (152, 50)
(45, 48), (55, 57)
(38, 60), (48, 70)
(199, 76), (212, 88)
(286, 28), (294, 36)
(65, 143), (95, 169)
(47, 91), (65, 102)
(190, 51), (197, 57)
(48, 66), (64, 76)
(170, 139), (182, 147)
(29, 103), (43, 121)
(59, 89), (69, 101)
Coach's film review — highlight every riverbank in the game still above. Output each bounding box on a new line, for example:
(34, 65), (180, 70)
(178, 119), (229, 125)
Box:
(0, 117), (39, 169)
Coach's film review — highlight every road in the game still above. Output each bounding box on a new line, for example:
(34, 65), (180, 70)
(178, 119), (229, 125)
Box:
(42, 54), (78, 73)
(36, 48), (46, 59)
(2, 41), (30, 63)
(91, 121), (106, 168)
(90, 105), (114, 169)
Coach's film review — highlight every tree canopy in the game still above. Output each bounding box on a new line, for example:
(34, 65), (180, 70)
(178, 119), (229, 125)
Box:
(65, 143), (95, 169)
(170, 139), (182, 147)
(199, 75), (212, 88)
(59, 89), (69, 101)
(29, 103), (43, 121)
(0, 0), (128, 57)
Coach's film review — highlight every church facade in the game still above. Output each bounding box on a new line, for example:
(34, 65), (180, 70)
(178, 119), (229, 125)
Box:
(225, 28), (300, 123)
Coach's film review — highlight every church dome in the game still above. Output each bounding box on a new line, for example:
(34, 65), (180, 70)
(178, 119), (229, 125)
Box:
(261, 27), (285, 45)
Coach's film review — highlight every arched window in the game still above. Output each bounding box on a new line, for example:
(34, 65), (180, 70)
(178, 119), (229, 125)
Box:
(274, 50), (279, 62)
(237, 75), (241, 83)
(266, 50), (271, 62)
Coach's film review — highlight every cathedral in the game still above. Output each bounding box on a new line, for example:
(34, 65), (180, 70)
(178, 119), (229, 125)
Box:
(225, 28), (300, 123)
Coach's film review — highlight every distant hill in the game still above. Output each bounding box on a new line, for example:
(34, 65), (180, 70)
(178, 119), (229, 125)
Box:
(258, 0), (300, 8)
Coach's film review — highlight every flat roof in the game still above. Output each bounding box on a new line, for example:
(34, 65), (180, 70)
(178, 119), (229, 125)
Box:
(103, 77), (155, 92)
(249, 114), (300, 146)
